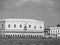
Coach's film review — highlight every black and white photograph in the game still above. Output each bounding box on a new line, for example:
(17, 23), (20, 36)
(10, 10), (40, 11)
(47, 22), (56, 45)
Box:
(0, 0), (60, 45)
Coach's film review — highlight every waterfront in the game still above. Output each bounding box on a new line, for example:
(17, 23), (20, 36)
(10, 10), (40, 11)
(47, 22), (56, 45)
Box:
(0, 36), (60, 45)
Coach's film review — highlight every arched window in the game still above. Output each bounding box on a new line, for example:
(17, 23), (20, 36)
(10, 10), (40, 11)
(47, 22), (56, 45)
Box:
(34, 26), (36, 29)
(8, 24), (10, 28)
(40, 26), (42, 29)
(14, 24), (16, 28)
(58, 30), (59, 33)
(29, 25), (31, 28)
(24, 25), (27, 30)
(20, 24), (22, 28)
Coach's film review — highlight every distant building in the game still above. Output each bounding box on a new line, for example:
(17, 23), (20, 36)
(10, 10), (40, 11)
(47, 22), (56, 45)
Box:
(50, 26), (60, 37)
(44, 28), (50, 37)
(44, 28), (50, 35)
(0, 18), (44, 37)
(57, 23), (60, 27)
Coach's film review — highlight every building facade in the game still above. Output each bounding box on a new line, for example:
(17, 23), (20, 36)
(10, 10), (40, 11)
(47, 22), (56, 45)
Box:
(0, 18), (44, 37)
(44, 28), (50, 37)
(50, 27), (60, 37)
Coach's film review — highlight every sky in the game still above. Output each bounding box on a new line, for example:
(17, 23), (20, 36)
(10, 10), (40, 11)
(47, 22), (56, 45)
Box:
(0, 0), (60, 27)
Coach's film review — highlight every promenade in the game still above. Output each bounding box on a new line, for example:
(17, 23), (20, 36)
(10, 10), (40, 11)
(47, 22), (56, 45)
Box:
(0, 36), (60, 45)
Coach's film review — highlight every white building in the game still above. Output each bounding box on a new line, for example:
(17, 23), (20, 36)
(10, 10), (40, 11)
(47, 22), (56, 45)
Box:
(50, 27), (60, 37)
(0, 18), (44, 37)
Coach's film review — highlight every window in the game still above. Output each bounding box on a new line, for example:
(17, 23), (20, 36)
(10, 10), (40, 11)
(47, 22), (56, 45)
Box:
(2, 24), (3, 28)
(8, 24), (10, 28)
(14, 24), (16, 28)
(58, 30), (59, 33)
(51, 31), (52, 33)
(56, 30), (57, 33)
(20, 24), (22, 28)
(24, 25), (27, 30)
(34, 26), (36, 29)
(40, 26), (42, 29)
(29, 25), (31, 28)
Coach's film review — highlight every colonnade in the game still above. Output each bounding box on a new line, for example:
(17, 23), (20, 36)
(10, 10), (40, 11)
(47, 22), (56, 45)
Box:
(3, 34), (44, 39)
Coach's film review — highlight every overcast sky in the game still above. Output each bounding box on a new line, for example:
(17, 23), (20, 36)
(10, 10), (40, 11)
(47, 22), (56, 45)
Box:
(0, 0), (60, 27)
